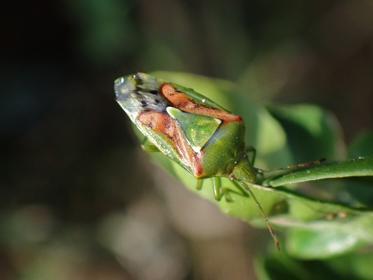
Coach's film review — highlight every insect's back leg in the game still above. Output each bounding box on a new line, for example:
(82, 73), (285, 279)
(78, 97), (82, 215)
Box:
(195, 179), (204, 190)
(196, 178), (246, 202)
(232, 180), (280, 250)
(212, 177), (233, 202)
(247, 146), (256, 165)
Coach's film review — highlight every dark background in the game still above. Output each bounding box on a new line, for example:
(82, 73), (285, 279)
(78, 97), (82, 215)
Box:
(1, 0), (373, 279)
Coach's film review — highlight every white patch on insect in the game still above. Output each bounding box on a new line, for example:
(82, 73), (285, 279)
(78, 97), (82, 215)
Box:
(116, 77), (125, 84)
(115, 73), (168, 122)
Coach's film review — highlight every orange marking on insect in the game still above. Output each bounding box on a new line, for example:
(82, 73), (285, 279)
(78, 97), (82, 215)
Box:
(138, 111), (203, 176)
(160, 83), (242, 123)
(138, 111), (174, 137)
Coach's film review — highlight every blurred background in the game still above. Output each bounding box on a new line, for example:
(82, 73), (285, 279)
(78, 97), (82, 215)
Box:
(2, 0), (373, 279)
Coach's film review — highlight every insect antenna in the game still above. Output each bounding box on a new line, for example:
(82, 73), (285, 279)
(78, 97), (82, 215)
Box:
(241, 182), (280, 250)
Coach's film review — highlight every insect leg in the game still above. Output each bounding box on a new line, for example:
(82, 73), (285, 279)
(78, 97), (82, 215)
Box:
(212, 177), (233, 202)
(247, 146), (256, 165)
(233, 180), (280, 250)
(195, 179), (204, 190)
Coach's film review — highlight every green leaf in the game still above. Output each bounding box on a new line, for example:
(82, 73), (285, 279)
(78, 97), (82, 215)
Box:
(169, 162), (282, 221)
(254, 253), (312, 280)
(284, 214), (373, 259)
(255, 250), (373, 280)
(327, 251), (373, 279)
(269, 104), (345, 162)
(254, 252), (337, 280)
(340, 132), (373, 206)
(264, 156), (373, 187)
(349, 131), (373, 158)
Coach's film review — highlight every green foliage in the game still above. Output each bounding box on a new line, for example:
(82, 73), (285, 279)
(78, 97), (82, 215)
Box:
(349, 132), (373, 158)
(269, 104), (344, 162)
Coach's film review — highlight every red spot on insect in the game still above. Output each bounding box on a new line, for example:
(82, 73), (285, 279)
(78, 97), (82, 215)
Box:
(138, 111), (203, 176)
(160, 83), (242, 123)
(160, 83), (176, 96)
(138, 112), (174, 137)
(194, 152), (204, 177)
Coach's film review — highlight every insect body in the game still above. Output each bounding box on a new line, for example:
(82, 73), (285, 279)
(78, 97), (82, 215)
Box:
(115, 73), (256, 182)
(115, 73), (279, 247)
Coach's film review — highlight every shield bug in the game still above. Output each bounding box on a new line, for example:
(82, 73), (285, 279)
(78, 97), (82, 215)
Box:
(115, 73), (279, 248)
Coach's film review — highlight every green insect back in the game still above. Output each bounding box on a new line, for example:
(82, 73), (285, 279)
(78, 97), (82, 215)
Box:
(166, 107), (221, 153)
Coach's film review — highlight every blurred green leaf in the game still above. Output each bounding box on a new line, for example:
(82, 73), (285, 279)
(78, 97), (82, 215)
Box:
(339, 132), (373, 206)
(254, 250), (373, 280)
(269, 104), (345, 162)
(254, 253), (310, 280)
(349, 131), (373, 158)
(327, 251), (373, 280)
(254, 252), (333, 280)
(66, 0), (135, 64)
(284, 214), (373, 259)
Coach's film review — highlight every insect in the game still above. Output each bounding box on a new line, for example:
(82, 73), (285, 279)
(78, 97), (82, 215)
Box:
(115, 72), (279, 248)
